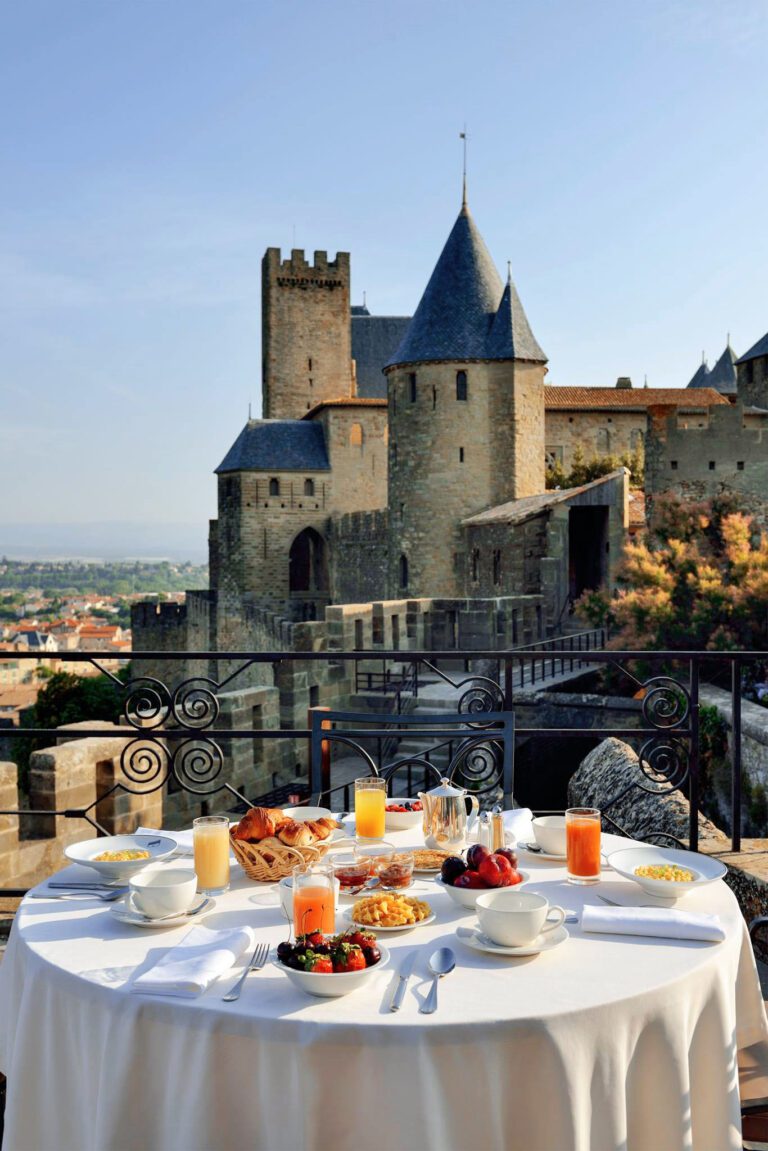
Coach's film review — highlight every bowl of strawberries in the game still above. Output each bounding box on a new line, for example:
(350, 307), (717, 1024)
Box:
(275, 930), (390, 997)
(436, 845), (527, 909)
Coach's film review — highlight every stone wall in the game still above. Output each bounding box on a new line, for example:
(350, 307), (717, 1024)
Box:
(385, 359), (546, 599)
(328, 509), (388, 604)
(261, 248), (353, 420)
(546, 409), (645, 471)
(646, 403), (768, 529)
(319, 404), (388, 514)
(737, 352), (768, 410)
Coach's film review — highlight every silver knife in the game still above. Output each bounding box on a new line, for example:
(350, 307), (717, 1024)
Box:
(389, 951), (417, 1012)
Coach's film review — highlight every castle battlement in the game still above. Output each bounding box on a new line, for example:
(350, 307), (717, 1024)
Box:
(263, 247), (350, 282)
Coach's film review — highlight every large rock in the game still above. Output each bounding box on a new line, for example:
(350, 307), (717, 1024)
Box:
(568, 737), (728, 847)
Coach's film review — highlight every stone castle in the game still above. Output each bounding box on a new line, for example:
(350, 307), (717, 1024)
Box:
(134, 192), (768, 667)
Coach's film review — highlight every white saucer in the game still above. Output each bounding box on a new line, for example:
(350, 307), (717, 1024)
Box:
(517, 842), (567, 862)
(458, 924), (569, 957)
(342, 907), (436, 932)
(110, 892), (214, 928)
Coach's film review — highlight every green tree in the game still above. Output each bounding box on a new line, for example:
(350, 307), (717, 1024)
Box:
(546, 446), (643, 490)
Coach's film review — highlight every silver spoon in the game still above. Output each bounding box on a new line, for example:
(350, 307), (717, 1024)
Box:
(419, 947), (455, 1015)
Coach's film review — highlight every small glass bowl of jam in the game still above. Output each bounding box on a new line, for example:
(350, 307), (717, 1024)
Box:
(378, 851), (415, 890)
(331, 854), (373, 895)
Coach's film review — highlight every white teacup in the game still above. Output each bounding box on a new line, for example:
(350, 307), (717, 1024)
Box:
(532, 815), (567, 856)
(278, 875), (340, 924)
(129, 867), (197, 919)
(476, 890), (566, 948)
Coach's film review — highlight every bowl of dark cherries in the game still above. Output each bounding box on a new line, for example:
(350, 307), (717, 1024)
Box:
(435, 845), (526, 909)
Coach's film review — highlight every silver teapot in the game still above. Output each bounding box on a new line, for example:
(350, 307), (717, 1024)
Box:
(418, 777), (480, 852)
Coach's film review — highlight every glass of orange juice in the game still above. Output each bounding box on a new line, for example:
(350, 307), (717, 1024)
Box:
(292, 863), (336, 937)
(193, 815), (231, 895)
(566, 807), (601, 885)
(354, 777), (386, 840)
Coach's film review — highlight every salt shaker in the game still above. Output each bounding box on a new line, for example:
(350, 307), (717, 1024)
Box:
(490, 805), (505, 852)
(475, 811), (491, 850)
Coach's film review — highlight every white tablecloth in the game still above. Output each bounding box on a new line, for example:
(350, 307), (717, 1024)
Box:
(0, 829), (766, 1151)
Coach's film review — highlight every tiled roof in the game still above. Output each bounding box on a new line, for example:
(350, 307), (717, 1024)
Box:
(707, 344), (738, 395)
(351, 314), (411, 398)
(737, 331), (768, 364)
(544, 386), (729, 410)
(386, 203), (546, 367)
(303, 398), (387, 419)
(215, 420), (330, 474)
(686, 361), (709, 389)
(462, 470), (628, 527)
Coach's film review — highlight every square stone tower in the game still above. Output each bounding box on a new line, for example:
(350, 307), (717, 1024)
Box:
(261, 248), (354, 419)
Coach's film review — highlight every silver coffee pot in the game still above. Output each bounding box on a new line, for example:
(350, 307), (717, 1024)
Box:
(418, 777), (480, 852)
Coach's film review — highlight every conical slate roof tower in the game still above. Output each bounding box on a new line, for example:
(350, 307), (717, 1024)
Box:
(385, 198), (547, 598)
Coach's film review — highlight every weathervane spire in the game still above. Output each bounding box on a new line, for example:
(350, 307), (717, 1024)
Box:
(460, 125), (468, 208)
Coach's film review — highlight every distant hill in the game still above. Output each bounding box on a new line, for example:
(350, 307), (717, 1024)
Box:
(0, 522), (208, 564)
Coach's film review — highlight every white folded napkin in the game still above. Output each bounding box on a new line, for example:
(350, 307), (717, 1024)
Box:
(135, 825), (194, 854)
(131, 924), (255, 998)
(581, 905), (725, 943)
(502, 808), (534, 846)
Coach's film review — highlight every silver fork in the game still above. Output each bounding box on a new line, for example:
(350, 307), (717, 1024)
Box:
(34, 889), (126, 902)
(597, 894), (666, 909)
(222, 942), (270, 1001)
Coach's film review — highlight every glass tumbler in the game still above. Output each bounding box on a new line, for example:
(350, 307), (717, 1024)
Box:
(292, 863), (336, 937)
(354, 776), (386, 840)
(566, 807), (601, 885)
(193, 814), (231, 895)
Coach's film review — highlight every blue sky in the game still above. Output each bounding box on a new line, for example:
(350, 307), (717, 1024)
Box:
(2, 0), (767, 542)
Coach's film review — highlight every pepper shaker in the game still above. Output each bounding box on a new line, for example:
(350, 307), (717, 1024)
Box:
(490, 805), (505, 852)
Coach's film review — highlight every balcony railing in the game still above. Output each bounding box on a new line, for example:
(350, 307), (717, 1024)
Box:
(0, 646), (761, 895)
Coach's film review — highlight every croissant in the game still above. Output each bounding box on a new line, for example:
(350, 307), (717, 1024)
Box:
(232, 806), (282, 842)
(276, 819), (314, 848)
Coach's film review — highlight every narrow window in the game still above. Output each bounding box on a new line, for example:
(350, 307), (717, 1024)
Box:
(409, 372), (417, 403)
(350, 423), (363, 447)
(399, 554), (409, 589)
(432, 386), (437, 410)
(493, 549), (501, 586)
(269, 478), (280, 496)
(737, 461), (745, 471)
(308, 357), (312, 371)
(459, 447), (465, 463)
(304, 478), (314, 496)
(392, 443), (397, 465)
(456, 370), (468, 401)
(708, 461), (716, 471)
(747, 362), (755, 384)
(400, 502), (405, 519)
(671, 461), (678, 470)
(471, 548), (480, 582)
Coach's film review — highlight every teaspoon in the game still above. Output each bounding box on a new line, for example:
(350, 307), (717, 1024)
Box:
(419, 947), (455, 1015)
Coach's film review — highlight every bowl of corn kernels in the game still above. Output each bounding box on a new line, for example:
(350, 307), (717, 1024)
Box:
(606, 846), (726, 899)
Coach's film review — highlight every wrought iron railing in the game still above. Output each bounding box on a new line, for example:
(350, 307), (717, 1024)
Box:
(0, 646), (762, 895)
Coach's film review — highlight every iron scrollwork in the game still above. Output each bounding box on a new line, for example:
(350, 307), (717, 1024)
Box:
(448, 737), (504, 794)
(119, 737), (171, 793)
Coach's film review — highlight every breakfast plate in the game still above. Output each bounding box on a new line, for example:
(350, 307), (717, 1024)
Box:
(411, 850), (453, 874)
(342, 908), (436, 932)
(109, 893), (214, 928)
(607, 846), (726, 899)
(457, 924), (569, 957)
(65, 834), (177, 881)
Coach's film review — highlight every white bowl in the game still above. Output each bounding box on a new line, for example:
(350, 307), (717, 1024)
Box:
(129, 867), (198, 919)
(64, 834), (177, 881)
(435, 871), (529, 909)
(282, 806), (334, 823)
(384, 799), (423, 832)
(275, 944), (390, 997)
(607, 846), (726, 899)
(532, 816), (567, 857)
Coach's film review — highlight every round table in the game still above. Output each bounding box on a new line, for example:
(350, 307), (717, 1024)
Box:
(0, 828), (766, 1151)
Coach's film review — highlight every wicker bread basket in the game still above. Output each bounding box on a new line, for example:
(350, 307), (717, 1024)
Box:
(230, 833), (332, 882)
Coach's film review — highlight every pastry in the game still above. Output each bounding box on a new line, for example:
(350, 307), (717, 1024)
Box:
(276, 819), (314, 848)
(232, 806), (282, 842)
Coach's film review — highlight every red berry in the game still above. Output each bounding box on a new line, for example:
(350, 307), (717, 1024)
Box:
(466, 844), (491, 870)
